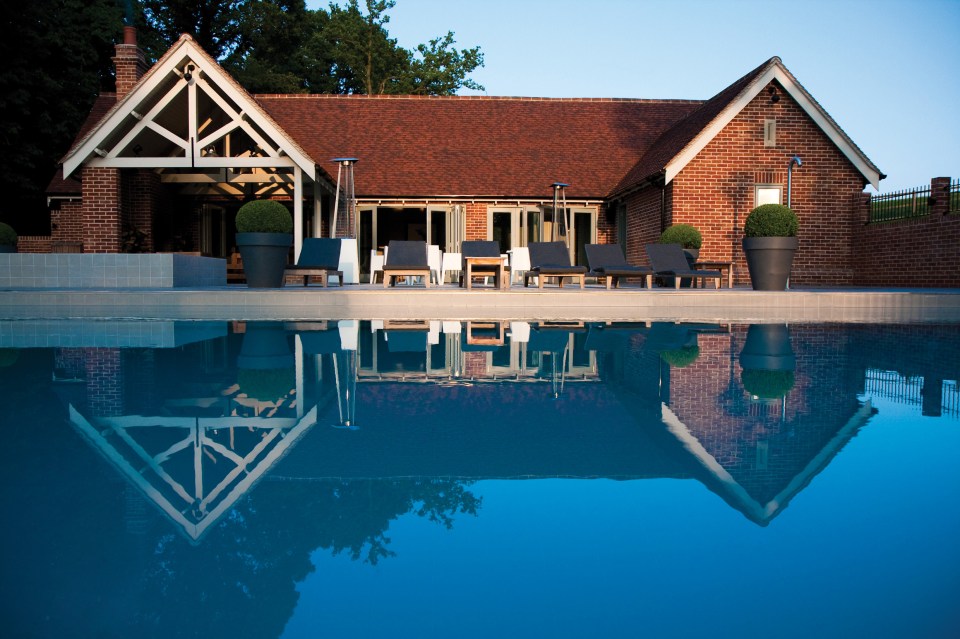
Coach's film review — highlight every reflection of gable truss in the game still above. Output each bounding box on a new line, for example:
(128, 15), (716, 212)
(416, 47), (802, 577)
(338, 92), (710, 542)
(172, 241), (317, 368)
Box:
(661, 400), (874, 525)
(69, 404), (317, 542)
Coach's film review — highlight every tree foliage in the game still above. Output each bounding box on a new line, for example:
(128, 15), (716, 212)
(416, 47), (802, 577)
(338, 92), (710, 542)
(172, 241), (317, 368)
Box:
(4, 0), (483, 232)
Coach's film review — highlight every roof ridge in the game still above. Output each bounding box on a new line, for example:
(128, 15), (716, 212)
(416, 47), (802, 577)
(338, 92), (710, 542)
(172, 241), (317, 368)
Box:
(254, 93), (704, 104)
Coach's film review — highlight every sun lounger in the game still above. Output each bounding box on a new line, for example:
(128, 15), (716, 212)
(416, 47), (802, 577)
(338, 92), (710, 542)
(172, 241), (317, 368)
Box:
(284, 238), (343, 286)
(584, 243), (653, 289)
(382, 240), (431, 288)
(645, 243), (722, 289)
(523, 241), (587, 289)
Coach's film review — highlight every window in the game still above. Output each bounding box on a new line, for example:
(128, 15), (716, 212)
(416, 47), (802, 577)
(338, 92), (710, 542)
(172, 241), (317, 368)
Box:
(755, 185), (783, 206)
(764, 119), (776, 147)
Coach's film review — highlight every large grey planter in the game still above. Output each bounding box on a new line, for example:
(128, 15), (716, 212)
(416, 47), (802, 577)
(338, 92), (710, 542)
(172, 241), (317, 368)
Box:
(742, 236), (798, 291)
(236, 232), (291, 288)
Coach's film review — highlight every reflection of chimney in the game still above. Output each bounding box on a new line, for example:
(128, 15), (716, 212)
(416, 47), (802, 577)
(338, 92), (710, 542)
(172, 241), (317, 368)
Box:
(113, 26), (147, 99)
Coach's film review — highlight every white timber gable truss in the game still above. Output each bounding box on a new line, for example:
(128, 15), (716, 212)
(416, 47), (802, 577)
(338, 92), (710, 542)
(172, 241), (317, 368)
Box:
(61, 34), (327, 258)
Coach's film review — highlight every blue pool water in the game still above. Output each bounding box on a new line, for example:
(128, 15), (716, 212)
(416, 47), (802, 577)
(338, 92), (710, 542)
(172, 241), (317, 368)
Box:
(0, 320), (958, 638)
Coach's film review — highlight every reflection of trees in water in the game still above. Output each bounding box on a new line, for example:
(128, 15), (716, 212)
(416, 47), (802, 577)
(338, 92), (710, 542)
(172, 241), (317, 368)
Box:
(137, 478), (480, 637)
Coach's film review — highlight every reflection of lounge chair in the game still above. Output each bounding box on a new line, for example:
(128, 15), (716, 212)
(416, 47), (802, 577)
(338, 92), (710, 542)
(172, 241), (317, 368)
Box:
(584, 322), (649, 352)
(523, 242), (587, 289)
(584, 244), (653, 289)
(284, 238), (343, 287)
(382, 241), (431, 288)
(645, 244), (722, 289)
(461, 240), (504, 288)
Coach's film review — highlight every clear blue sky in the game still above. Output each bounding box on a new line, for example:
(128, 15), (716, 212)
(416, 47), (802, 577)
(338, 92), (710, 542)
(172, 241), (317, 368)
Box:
(310, 0), (959, 192)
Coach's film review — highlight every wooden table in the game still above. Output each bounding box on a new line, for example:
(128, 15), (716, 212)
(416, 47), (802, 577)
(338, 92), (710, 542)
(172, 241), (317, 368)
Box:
(464, 256), (508, 290)
(695, 260), (734, 288)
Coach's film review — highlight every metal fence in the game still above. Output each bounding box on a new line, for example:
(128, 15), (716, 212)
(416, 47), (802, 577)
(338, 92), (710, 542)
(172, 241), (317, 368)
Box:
(869, 185), (931, 223)
(951, 178), (960, 213)
(863, 369), (960, 418)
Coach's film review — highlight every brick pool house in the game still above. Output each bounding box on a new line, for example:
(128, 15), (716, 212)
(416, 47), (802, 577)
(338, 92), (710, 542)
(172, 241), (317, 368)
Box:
(45, 30), (885, 286)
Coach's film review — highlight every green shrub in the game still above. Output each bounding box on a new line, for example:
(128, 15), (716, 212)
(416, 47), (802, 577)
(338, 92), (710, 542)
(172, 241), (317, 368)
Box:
(0, 349), (19, 367)
(0, 222), (17, 246)
(236, 200), (293, 234)
(238, 367), (295, 402)
(744, 204), (798, 237)
(661, 344), (700, 368)
(741, 368), (795, 399)
(658, 223), (702, 249)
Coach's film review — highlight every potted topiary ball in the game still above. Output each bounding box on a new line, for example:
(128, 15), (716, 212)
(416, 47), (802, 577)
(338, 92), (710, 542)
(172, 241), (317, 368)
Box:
(235, 200), (293, 288)
(0, 222), (17, 253)
(659, 223), (703, 263)
(742, 204), (798, 291)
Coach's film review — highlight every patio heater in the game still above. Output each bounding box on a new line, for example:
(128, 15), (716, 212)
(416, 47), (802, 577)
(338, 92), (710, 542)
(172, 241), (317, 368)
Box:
(330, 158), (358, 238)
(550, 182), (570, 246)
(787, 156), (802, 208)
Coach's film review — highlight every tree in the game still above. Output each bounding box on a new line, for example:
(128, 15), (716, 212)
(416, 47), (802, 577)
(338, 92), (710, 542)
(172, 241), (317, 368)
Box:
(0, 0), (124, 234)
(325, 0), (484, 95)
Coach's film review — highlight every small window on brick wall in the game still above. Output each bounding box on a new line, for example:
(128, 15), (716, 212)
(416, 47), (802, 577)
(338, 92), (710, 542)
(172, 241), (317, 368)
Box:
(764, 119), (776, 147)
(755, 185), (783, 206)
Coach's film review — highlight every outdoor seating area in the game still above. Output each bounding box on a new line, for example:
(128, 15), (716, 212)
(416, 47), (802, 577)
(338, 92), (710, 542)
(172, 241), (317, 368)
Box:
(284, 238), (343, 287)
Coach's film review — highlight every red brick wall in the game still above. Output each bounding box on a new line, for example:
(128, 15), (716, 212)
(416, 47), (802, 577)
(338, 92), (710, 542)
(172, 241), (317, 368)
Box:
(122, 169), (159, 252)
(52, 200), (84, 244)
(16, 236), (52, 252)
(81, 167), (122, 253)
(854, 178), (960, 287)
(623, 184), (667, 265)
(464, 203), (488, 240)
(668, 81), (866, 285)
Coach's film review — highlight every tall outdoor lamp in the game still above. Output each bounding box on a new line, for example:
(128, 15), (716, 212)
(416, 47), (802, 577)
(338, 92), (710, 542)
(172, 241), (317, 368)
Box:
(787, 156), (802, 208)
(330, 158), (359, 238)
(551, 182), (570, 244)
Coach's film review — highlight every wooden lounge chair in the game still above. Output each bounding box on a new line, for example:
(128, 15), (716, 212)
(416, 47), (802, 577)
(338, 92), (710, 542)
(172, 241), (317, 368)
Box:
(284, 238), (343, 286)
(382, 240), (431, 288)
(584, 243), (653, 289)
(460, 240), (505, 288)
(645, 243), (722, 289)
(523, 241), (587, 289)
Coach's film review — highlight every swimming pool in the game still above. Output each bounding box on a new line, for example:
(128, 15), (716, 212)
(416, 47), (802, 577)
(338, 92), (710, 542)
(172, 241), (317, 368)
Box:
(1, 320), (958, 638)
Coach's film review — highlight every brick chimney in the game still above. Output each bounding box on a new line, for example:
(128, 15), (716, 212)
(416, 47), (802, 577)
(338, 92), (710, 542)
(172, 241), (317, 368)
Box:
(113, 26), (148, 99)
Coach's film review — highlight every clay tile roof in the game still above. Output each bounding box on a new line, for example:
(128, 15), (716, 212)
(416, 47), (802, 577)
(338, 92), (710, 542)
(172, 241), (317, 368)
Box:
(46, 94), (118, 195)
(610, 57), (778, 197)
(256, 94), (701, 200)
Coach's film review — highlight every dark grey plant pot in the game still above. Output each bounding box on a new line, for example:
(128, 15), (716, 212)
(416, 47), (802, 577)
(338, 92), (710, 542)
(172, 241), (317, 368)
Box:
(236, 232), (291, 288)
(738, 324), (796, 371)
(0, 245), (15, 253)
(742, 236), (798, 291)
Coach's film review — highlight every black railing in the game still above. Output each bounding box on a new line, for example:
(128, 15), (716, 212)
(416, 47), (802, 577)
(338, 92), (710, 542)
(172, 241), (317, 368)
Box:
(869, 185), (931, 223)
(950, 179), (960, 213)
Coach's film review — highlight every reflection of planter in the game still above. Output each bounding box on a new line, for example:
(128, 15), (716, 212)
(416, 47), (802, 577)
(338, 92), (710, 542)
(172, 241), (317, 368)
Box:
(742, 236), (798, 291)
(739, 324), (796, 371)
(739, 324), (796, 398)
(237, 367), (295, 402)
(236, 232), (291, 288)
(238, 322), (294, 370)
(741, 369), (795, 399)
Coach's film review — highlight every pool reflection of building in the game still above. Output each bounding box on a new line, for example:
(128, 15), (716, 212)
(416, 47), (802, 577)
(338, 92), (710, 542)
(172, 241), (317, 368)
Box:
(44, 320), (960, 542)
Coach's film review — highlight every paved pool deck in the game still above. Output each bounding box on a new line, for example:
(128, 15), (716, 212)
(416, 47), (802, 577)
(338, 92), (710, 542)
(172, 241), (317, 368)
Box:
(1, 283), (959, 323)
